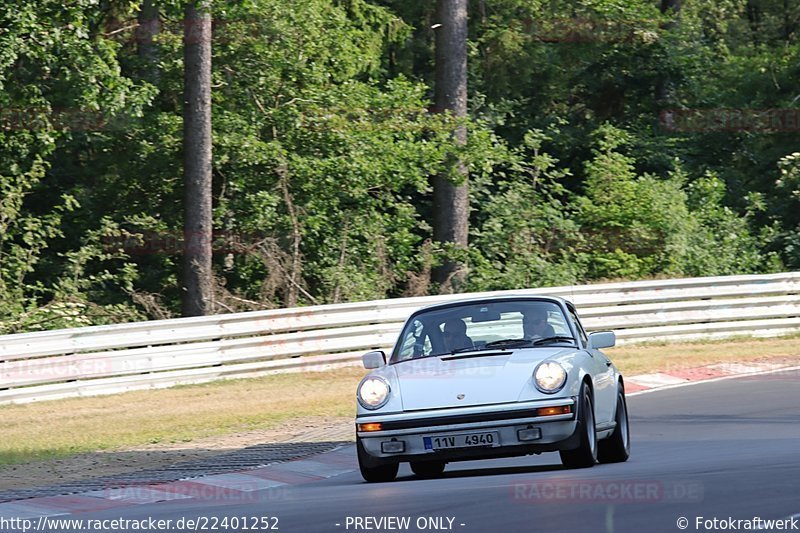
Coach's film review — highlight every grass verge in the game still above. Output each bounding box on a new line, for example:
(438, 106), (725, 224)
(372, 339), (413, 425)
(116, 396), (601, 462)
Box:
(0, 368), (365, 466)
(606, 333), (800, 375)
(1, 335), (798, 466)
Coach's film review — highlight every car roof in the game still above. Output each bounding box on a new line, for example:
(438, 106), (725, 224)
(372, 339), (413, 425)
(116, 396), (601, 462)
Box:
(413, 294), (571, 314)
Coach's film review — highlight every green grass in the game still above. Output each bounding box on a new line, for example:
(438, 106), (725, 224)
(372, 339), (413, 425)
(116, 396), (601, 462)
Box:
(606, 334), (800, 376)
(1, 335), (798, 465)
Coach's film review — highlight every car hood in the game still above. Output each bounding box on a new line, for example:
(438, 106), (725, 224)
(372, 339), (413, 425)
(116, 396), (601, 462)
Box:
(389, 347), (576, 411)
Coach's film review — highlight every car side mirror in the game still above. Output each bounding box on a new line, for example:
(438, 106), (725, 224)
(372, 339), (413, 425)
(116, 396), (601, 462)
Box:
(362, 350), (387, 369)
(587, 331), (615, 350)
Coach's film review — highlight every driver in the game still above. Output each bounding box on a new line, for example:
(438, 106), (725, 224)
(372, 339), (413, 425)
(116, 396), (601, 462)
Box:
(442, 319), (473, 352)
(522, 309), (554, 339)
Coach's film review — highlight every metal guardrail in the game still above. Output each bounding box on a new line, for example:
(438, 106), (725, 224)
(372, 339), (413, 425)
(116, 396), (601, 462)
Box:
(1, 272), (799, 404)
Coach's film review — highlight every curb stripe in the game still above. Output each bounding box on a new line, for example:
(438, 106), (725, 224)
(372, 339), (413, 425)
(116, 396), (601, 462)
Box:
(662, 368), (728, 381)
(267, 459), (354, 478)
(248, 469), (325, 484)
(0, 501), (69, 519)
(626, 372), (688, 388)
(628, 364), (800, 396)
(189, 473), (287, 492)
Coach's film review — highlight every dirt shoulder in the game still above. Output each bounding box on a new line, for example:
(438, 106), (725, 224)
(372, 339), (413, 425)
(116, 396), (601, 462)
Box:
(0, 415), (354, 493)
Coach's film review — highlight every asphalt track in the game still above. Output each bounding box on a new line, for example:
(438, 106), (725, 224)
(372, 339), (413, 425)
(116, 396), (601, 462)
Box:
(41, 372), (800, 533)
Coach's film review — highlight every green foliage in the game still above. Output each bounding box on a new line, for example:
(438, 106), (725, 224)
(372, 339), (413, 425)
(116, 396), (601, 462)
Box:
(206, 0), (464, 304)
(0, 0), (793, 332)
(682, 173), (778, 276)
(577, 124), (695, 278)
(0, 161), (65, 317)
(576, 125), (774, 280)
(0, 0), (154, 331)
(469, 129), (585, 290)
(776, 152), (800, 266)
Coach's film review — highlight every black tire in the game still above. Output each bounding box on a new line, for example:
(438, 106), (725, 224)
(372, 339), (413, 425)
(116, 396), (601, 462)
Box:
(357, 438), (398, 482)
(598, 386), (630, 464)
(559, 382), (597, 469)
(410, 460), (446, 479)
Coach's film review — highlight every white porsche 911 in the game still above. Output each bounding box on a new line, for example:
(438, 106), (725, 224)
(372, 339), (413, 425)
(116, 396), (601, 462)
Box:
(354, 295), (630, 482)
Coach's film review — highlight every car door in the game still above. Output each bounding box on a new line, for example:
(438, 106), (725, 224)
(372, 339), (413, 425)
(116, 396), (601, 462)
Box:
(567, 304), (616, 424)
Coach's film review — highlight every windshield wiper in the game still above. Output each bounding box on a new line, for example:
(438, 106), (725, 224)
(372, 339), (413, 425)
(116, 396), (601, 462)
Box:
(447, 338), (531, 354)
(482, 338), (535, 350)
(532, 335), (576, 346)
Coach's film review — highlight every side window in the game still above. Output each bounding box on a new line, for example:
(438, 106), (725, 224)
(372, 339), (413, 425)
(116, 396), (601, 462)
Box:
(396, 319), (433, 360)
(567, 308), (589, 346)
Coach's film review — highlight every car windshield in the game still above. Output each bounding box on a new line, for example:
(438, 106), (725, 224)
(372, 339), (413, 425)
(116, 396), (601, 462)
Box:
(390, 299), (575, 363)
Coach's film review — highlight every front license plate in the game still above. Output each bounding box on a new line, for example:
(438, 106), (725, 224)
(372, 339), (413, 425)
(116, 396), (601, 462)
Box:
(423, 431), (499, 450)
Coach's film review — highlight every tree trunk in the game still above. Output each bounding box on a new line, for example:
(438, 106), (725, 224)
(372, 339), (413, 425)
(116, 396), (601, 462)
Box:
(782, 0), (795, 42)
(745, 1), (761, 46)
(182, 1), (213, 316)
(655, 0), (681, 105)
(136, 0), (160, 81)
(431, 0), (469, 291)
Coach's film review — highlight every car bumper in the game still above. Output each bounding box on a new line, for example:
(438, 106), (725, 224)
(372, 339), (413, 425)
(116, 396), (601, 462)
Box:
(356, 397), (578, 462)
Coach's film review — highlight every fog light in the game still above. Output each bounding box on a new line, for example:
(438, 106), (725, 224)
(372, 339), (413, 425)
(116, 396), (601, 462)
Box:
(381, 440), (405, 453)
(517, 427), (542, 441)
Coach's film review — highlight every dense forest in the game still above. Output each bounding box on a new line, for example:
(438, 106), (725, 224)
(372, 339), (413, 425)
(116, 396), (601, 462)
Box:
(1, 0), (799, 333)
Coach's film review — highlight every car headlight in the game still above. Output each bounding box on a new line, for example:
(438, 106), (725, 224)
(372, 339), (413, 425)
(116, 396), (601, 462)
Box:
(534, 361), (567, 393)
(357, 376), (391, 409)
